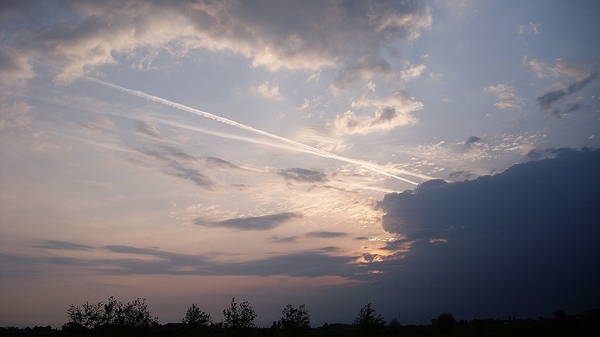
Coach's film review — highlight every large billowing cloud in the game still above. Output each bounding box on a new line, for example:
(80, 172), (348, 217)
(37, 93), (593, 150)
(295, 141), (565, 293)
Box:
(373, 148), (600, 319)
(7, 0), (431, 86)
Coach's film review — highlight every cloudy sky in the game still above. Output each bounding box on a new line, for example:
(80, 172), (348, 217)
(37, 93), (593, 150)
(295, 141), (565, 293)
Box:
(1, 0), (599, 328)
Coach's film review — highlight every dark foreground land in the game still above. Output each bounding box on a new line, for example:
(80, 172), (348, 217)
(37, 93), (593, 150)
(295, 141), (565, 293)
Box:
(2, 320), (600, 337)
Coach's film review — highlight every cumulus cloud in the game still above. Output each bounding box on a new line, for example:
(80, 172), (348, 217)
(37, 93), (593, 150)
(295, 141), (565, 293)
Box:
(375, 148), (600, 317)
(483, 84), (523, 110)
(335, 91), (422, 134)
(399, 63), (426, 82)
(252, 82), (283, 100)
(5, 0), (431, 86)
(195, 212), (301, 231)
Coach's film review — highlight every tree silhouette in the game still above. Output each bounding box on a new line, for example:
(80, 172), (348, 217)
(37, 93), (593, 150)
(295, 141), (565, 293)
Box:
(389, 318), (401, 334)
(222, 297), (256, 334)
(63, 296), (157, 336)
(354, 303), (385, 336)
(435, 312), (456, 333)
(182, 303), (212, 336)
(553, 309), (566, 323)
(278, 303), (310, 335)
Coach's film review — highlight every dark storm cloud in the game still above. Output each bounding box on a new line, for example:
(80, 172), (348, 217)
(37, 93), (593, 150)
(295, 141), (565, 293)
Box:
(373, 148), (600, 320)
(537, 73), (598, 117)
(277, 168), (327, 183)
(523, 147), (546, 160)
(306, 231), (348, 238)
(35, 240), (94, 251)
(195, 212), (301, 231)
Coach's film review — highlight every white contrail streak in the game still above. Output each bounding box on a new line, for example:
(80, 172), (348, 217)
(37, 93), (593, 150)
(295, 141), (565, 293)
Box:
(85, 76), (430, 185)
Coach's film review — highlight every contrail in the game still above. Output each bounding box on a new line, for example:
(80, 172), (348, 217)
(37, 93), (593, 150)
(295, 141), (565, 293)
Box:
(84, 76), (431, 185)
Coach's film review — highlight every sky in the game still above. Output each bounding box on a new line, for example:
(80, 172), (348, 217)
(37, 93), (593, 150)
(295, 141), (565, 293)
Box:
(1, 0), (599, 328)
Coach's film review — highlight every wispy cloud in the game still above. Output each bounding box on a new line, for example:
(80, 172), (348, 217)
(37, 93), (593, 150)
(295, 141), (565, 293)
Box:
(306, 231), (348, 238)
(205, 157), (242, 170)
(537, 73), (598, 118)
(277, 168), (327, 183)
(35, 240), (94, 251)
(136, 121), (168, 140)
(483, 84), (523, 110)
(6, 243), (359, 279)
(87, 76), (424, 184)
(518, 22), (540, 35)
(195, 212), (302, 231)
(269, 235), (299, 243)
(527, 58), (589, 81)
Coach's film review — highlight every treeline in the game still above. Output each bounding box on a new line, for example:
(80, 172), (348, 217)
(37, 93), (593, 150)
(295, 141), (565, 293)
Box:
(61, 297), (390, 336)
(28, 296), (595, 337)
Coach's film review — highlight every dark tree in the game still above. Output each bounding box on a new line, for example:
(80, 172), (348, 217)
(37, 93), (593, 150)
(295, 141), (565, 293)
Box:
(472, 319), (488, 332)
(389, 318), (401, 334)
(222, 297), (256, 333)
(66, 301), (104, 330)
(64, 296), (157, 336)
(182, 303), (212, 336)
(354, 303), (385, 336)
(435, 312), (456, 333)
(554, 309), (567, 323)
(278, 303), (310, 335)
